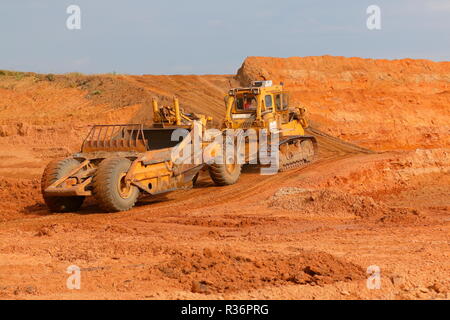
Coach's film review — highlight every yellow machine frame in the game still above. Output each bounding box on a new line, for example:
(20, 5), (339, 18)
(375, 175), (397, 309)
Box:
(44, 98), (211, 200)
(224, 81), (309, 138)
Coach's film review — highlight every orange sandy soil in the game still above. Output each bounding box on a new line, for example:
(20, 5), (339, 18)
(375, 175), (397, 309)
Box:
(0, 57), (449, 300)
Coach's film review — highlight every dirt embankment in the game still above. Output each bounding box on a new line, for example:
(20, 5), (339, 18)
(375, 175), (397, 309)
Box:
(237, 56), (450, 151)
(0, 72), (235, 180)
(0, 72), (235, 141)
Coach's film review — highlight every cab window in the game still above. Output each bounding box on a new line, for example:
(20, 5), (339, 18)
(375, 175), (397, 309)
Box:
(236, 97), (245, 111)
(265, 95), (273, 110)
(282, 93), (290, 109)
(236, 95), (257, 111)
(275, 94), (282, 110)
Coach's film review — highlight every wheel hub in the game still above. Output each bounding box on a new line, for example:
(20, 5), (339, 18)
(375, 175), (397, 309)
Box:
(117, 173), (132, 199)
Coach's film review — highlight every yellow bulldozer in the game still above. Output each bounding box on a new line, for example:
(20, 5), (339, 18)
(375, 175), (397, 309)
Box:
(208, 80), (317, 185)
(41, 80), (317, 213)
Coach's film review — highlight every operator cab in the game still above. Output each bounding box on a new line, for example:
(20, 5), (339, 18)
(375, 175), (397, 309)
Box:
(227, 80), (290, 120)
(235, 94), (257, 111)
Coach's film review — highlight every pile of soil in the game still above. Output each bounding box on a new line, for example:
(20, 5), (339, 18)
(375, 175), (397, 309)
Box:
(157, 248), (365, 294)
(0, 178), (41, 221)
(268, 187), (424, 222)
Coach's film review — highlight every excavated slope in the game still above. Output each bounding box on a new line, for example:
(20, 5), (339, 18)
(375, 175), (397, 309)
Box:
(237, 56), (450, 150)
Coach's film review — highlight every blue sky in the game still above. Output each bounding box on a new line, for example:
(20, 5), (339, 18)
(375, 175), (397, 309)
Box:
(1, 0), (449, 74)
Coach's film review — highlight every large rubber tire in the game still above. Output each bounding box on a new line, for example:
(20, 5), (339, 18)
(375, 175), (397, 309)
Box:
(41, 158), (85, 213)
(208, 163), (242, 186)
(92, 158), (139, 212)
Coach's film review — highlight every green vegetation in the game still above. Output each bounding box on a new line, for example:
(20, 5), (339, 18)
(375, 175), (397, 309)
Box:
(0, 70), (27, 78)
